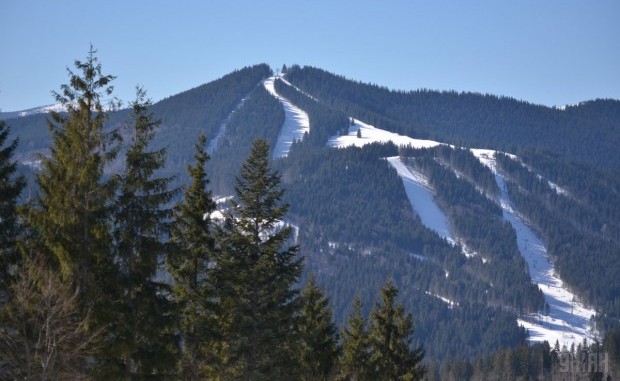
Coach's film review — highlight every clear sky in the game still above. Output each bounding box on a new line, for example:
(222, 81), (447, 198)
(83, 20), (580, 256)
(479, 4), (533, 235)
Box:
(1, 0), (618, 111)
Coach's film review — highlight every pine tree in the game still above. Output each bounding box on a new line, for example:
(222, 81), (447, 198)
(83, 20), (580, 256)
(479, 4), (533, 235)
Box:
(297, 274), (340, 380)
(27, 46), (118, 326)
(369, 279), (425, 381)
(213, 138), (303, 379)
(0, 119), (25, 293)
(168, 133), (217, 379)
(107, 87), (179, 378)
(338, 296), (374, 381)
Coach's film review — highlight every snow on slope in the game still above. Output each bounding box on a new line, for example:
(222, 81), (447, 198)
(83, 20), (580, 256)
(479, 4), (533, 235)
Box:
(386, 157), (453, 243)
(471, 150), (597, 347)
(263, 76), (309, 158)
(328, 118), (442, 149)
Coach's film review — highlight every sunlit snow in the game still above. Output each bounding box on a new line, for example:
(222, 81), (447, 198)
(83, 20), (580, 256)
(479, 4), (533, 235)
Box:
(263, 76), (310, 158)
(328, 118), (442, 149)
(471, 150), (597, 347)
(386, 156), (453, 243)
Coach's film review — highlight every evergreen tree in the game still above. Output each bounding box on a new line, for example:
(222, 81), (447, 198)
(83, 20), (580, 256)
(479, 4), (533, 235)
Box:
(107, 87), (179, 378)
(0, 119), (25, 293)
(338, 296), (374, 381)
(369, 279), (425, 381)
(297, 274), (340, 380)
(213, 138), (303, 379)
(168, 133), (218, 379)
(27, 46), (118, 329)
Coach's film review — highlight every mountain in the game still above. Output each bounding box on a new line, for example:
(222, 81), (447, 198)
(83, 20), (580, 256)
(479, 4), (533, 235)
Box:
(3, 64), (619, 361)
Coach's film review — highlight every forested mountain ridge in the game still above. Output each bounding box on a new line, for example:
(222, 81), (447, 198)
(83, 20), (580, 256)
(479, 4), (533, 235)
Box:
(3, 62), (619, 365)
(283, 65), (620, 169)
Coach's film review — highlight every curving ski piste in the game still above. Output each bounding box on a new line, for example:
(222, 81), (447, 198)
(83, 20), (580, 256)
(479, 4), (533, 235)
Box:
(471, 150), (597, 347)
(263, 76), (309, 158)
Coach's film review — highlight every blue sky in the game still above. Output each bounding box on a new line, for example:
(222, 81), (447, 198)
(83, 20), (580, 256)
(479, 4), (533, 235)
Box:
(1, 0), (618, 111)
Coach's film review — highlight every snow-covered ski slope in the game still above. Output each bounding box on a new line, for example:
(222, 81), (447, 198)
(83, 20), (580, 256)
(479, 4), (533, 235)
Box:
(471, 150), (597, 347)
(265, 79), (596, 346)
(386, 157), (453, 243)
(328, 118), (442, 150)
(263, 76), (309, 158)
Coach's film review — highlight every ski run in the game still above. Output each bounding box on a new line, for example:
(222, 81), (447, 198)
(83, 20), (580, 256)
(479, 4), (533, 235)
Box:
(265, 75), (597, 347)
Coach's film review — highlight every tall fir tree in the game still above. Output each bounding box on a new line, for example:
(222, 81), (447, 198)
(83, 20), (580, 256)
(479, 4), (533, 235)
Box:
(27, 46), (118, 329)
(369, 279), (425, 381)
(213, 138), (303, 379)
(338, 296), (374, 381)
(0, 119), (25, 293)
(105, 87), (179, 378)
(168, 133), (218, 379)
(297, 274), (340, 381)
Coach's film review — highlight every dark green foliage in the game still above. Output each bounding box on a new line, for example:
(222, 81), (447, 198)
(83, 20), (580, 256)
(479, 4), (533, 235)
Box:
(368, 279), (424, 381)
(297, 274), (340, 380)
(212, 139), (303, 379)
(27, 47), (119, 345)
(106, 87), (179, 378)
(168, 133), (218, 379)
(338, 296), (374, 381)
(0, 119), (25, 291)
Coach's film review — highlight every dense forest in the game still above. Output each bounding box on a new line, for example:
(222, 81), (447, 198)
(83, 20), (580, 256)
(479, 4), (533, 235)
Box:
(0, 50), (425, 380)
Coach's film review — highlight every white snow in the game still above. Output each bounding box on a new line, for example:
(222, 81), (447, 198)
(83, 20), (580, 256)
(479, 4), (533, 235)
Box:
(471, 149), (597, 347)
(328, 118), (443, 149)
(386, 156), (453, 243)
(263, 76), (310, 158)
(426, 291), (459, 307)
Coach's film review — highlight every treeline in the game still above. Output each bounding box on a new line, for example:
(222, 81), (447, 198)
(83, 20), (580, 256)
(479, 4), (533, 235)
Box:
(278, 142), (529, 360)
(0, 49), (427, 380)
(400, 147), (544, 313)
(432, 331), (620, 381)
(496, 153), (620, 330)
(284, 65), (620, 168)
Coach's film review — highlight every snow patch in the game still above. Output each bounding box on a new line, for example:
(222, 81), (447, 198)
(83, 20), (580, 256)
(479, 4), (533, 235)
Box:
(426, 291), (459, 307)
(328, 118), (443, 149)
(263, 76), (310, 158)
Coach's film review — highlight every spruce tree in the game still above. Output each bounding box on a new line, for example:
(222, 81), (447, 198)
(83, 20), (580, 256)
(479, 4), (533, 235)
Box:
(338, 296), (374, 381)
(107, 87), (179, 378)
(168, 133), (217, 379)
(213, 138), (303, 379)
(0, 119), (25, 293)
(27, 46), (118, 325)
(297, 274), (340, 381)
(369, 279), (425, 381)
